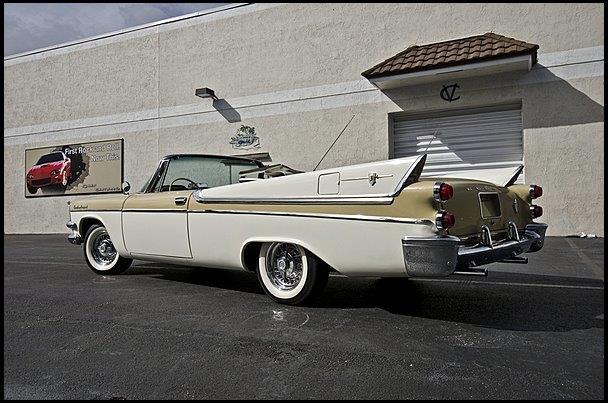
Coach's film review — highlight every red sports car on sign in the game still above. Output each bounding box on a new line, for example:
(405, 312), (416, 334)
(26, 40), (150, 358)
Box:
(26, 151), (71, 194)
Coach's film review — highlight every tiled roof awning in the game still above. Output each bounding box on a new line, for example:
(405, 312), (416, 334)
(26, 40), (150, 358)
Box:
(362, 33), (539, 88)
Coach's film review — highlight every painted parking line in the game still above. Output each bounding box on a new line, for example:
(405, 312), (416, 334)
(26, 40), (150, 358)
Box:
(5, 260), (603, 290)
(3, 259), (85, 266)
(565, 237), (604, 280)
(412, 278), (604, 290)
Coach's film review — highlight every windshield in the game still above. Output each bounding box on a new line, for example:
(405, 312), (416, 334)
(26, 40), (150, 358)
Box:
(146, 155), (260, 192)
(36, 152), (64, 165)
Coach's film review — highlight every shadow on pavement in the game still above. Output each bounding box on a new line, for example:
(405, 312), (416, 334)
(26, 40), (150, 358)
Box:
(125, 263), (604, 333)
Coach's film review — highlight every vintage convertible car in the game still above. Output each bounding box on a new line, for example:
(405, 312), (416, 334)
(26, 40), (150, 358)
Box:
(27, 151), (72, 194)
(66, 153), (547, 305)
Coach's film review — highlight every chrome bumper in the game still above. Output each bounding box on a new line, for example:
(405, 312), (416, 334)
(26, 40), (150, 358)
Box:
(66, 221), (82, 245)
(402, 223), (548, 277)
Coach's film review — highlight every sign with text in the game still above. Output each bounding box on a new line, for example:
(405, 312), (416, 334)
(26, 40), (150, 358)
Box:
(25, 139), (123, 198)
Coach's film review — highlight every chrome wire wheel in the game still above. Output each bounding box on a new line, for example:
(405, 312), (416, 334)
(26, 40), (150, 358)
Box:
(258, 242), (310, 301)
(265, 242), (304, 291)
(86, 227), (119, 271)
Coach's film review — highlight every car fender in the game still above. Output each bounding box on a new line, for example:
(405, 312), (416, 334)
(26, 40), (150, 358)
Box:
(71, 211), (128, 256)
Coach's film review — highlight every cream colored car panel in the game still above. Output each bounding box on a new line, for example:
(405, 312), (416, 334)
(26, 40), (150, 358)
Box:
(70, 211), (128, 256)
(69, 194), (128, 211)
(200, 155), (422, 199)
(122, 212), (191, 258)
(187, 212), (435, 276)
(122, 190), (192, 258)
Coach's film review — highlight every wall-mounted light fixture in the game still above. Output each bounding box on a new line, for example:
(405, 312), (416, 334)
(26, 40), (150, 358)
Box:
(195, 87), (218, 100)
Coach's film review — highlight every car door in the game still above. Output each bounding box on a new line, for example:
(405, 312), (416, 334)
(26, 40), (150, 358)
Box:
(121, 154), (262, 259)
(122, 157), (196, 258)
(122, 189), (193, 258)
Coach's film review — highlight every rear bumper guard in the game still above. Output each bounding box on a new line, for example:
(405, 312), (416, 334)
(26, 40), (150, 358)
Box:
(402, 223), (548, 277)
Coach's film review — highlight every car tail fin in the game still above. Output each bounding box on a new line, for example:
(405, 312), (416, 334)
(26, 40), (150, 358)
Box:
(393, 154), (427, 195)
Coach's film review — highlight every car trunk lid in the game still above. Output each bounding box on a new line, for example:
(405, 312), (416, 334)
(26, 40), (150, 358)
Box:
(429, 178), (531, 241)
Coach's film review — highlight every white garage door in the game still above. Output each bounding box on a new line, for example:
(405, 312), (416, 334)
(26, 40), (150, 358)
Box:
(391, 104), (523, 182)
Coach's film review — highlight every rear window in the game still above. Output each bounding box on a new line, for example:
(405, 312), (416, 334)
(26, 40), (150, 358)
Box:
(36, 152), (64, 165)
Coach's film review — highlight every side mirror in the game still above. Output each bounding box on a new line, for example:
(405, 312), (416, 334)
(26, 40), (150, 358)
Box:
(196, 182), (209, 190)
(121, 181), (131, 194)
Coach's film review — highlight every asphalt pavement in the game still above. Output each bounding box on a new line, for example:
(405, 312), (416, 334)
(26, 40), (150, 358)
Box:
(3, 234), (604, 399)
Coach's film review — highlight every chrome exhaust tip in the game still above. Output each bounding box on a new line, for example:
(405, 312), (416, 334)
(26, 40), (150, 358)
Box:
(501, 256), (528, 264)
(453, 268), (488, 276)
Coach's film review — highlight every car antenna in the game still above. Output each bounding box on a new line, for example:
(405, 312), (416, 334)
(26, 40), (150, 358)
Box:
(423, 129), (439, 154)
(313, 114), (356, 171)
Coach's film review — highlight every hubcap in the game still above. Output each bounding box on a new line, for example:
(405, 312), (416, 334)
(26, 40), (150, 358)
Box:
(266, 243), (303, 291)
(89, 230), (117, 267)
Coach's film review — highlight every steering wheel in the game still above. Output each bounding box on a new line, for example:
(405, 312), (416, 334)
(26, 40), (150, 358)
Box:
(169, 177), (198, 191)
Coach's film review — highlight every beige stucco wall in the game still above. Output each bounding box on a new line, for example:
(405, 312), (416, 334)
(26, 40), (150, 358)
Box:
(3, 3), (604, 235)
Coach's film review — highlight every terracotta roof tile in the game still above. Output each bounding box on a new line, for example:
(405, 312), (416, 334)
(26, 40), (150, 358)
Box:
(362, 33), (539, 79)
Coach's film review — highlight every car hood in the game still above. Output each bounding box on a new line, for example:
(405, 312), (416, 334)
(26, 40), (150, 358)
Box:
(27, 161), (65, 177)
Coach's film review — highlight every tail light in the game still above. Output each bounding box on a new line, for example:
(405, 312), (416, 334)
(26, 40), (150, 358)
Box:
(530, 185), (543, 199)
(530, 205), (543, 219)
(436, 210), (456, 230)
(434, 182), (454, 202)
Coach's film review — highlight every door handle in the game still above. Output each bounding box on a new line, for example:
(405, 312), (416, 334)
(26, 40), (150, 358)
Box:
(174, 196), (187, 205)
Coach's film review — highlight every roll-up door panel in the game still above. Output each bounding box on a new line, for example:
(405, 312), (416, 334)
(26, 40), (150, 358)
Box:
(392, 105), (523, 182)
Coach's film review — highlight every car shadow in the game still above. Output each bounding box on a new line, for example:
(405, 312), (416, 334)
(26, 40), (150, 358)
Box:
(126, 263), (266, 296)
(124, 263), (604, 332)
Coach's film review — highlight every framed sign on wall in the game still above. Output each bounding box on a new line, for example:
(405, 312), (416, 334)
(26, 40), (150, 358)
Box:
(24, 138), (124, 198)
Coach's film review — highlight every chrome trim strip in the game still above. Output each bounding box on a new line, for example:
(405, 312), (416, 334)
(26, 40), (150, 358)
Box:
(433, 181), (443, 202)
(189, 208), (434, 225)
(194, 195), (394, 205)
(130, 252), (193, 260)
(69, 209), (119, 212)
(341, 173), (393, 182)
(144, 158), (169, 193)
(123, 209), (187, 213)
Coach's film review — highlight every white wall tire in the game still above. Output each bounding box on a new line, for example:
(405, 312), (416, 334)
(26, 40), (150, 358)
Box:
(257, 242), (328, 305)
(84, 224), (132, 275)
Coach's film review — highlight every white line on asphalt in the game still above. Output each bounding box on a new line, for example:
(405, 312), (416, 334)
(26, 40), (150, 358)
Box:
(565, 238), (604, 281)
(3, 260), (85, 266)
(412, 278), (604, 290)
(4, 260), (604, 290)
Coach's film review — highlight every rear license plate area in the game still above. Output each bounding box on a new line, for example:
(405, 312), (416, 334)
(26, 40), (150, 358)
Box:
(479, 193), (501, 218)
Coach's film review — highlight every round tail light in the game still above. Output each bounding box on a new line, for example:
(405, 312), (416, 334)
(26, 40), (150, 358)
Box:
(434, 182), (454, 202)
(530, 185), (543, 199)
(530, 205), (543, 219)
(436, 211), (456, 230)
